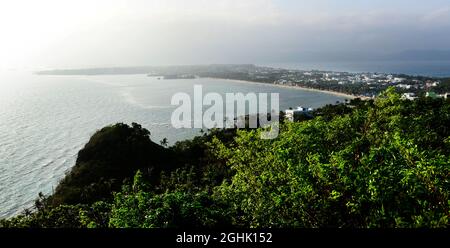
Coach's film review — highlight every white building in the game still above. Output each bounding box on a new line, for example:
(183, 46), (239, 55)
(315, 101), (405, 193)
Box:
(393, 77), (406, 83)
(401, 93), (417, 101)
(426, 81), (440, 87)
(285, 106), (313, 122)
(396, 84), (411, 89)
(440, 93), (450, 99)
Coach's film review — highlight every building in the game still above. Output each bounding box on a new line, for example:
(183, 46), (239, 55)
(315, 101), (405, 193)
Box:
(397, 84), (412, 90)
(393, 77), (406, 83)
(426, 91), (439, 99)
(285, 106), (313, 122)
(402, 93), (417, 101)
(440, 93), (450, 99)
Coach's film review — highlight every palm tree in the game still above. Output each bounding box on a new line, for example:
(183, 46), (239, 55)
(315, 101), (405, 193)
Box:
(160, 138), (168, 147)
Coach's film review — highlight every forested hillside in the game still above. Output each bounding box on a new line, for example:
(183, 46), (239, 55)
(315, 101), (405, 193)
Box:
(1, 88), (449, 228)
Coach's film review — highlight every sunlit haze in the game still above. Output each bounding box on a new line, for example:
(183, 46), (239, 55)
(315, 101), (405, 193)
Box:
(1, 0), (450, 70)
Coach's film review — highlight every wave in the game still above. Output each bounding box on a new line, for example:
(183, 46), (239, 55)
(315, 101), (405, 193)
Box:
(120, 89), (173, 110)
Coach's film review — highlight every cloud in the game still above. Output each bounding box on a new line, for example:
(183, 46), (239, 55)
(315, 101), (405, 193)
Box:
(2, 0), (450, 68)
(420, 7), (450, 27)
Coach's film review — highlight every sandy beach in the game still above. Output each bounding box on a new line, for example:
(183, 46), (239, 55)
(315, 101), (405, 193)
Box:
(203, 77), (369, 100)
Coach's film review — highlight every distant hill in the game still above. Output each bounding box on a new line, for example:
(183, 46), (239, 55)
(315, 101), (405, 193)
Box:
(35, 64), (257, 76)
(35, 66), (155, 75)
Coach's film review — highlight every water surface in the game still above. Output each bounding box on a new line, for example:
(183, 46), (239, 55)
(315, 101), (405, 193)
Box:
(0, 72), (348, 218)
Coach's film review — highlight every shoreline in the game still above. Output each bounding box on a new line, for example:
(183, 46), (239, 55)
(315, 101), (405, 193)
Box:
(202, 77), (369, 100)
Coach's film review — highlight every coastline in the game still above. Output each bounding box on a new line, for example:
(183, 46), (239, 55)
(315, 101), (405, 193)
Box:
(202, 77), (369, 100)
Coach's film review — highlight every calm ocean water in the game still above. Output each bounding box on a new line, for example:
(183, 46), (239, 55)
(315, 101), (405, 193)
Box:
(0, 72), (348, 218)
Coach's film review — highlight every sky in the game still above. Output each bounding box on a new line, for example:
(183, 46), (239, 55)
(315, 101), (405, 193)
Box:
(0, 0), (450, 69)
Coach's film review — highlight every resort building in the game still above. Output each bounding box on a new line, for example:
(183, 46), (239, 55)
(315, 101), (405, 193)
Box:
(285, 106), (314, 122)
(402, 93), (418, 101)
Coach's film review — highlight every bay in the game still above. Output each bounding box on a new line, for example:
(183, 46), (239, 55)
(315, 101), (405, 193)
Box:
(0, 72), (348, 218)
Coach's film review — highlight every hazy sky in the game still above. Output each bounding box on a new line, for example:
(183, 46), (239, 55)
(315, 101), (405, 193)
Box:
(1, 0), (450, 69)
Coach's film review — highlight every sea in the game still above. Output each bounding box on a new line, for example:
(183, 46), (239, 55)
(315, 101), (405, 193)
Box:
(1, 60), (450, 218)
(0, 72), (349, 218)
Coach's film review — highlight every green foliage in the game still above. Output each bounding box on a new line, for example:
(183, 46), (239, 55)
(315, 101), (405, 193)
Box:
(2, 88), (449, 228)
(434, 77), (450, 94)
(212, 88), (449, 227)
(108, 170), (230, 228)
(0, 202), (111, 228)
(48, 123), (173, 206)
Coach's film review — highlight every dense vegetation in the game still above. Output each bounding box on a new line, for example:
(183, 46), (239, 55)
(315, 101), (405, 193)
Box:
(199, 72), (450, 97)
(435, 77), (450, 94)
(1, 88), (449, 228)
(48, 123), (174, 206)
